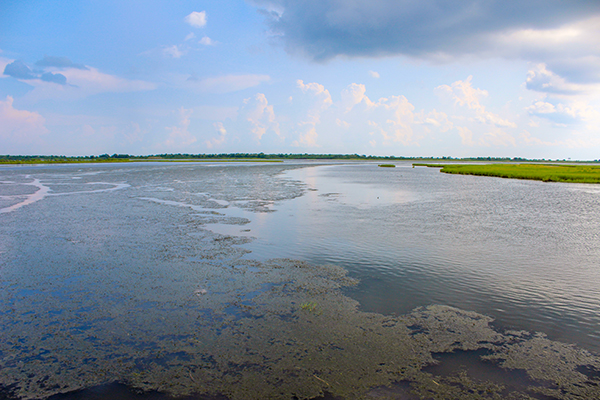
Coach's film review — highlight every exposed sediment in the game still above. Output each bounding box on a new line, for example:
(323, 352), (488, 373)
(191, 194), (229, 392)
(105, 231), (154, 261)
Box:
(3, 255), (600, 399)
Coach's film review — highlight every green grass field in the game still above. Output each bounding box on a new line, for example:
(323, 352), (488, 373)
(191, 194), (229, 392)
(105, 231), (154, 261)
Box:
(415, 163), (600, 184)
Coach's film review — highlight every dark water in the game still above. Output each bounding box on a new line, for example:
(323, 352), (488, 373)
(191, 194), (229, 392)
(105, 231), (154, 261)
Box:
(1, 160), (600, 399)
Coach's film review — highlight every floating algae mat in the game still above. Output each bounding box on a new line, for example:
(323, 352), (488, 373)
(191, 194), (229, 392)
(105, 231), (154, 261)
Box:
(1, 162), (600, 399)
(4, 258), (600, 399)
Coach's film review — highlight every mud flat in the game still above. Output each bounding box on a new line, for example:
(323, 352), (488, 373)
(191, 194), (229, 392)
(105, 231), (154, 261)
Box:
(2, 255), (600, 399)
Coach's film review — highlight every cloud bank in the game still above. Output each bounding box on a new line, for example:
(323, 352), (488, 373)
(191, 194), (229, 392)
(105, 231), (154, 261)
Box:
(252, 0), (600, 85)
(254, 0), (599, 58)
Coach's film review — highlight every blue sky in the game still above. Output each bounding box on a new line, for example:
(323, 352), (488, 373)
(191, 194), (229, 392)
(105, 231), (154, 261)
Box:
(2, 0), (600, 159)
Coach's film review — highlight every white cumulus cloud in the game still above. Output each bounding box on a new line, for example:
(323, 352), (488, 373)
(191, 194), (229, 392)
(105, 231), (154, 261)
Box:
(185, 11), (207, 28)
(162, 45), (185, 59)
(527, 101), (557, 114)
(341, 83), (374, 112)
(375, 95), (416, 145)
(296, 80), (332, 124)
(0, 96), (48, 147)
(293, 80), (334, 147)
(436, 76), (516, 128)
(199, 36), (215, 46)
(292, 79), (333, 147)
(297, 80), (332, 105)
(243, 93), (280, 141)
(333, 82), (422, 146)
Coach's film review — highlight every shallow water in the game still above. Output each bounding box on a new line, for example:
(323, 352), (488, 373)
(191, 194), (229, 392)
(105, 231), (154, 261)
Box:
(1, 161), (600, 400)
(227, 163), (600, 353)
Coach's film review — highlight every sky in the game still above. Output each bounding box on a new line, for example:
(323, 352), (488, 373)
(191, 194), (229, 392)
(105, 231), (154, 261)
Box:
(1, 0), (600, 159)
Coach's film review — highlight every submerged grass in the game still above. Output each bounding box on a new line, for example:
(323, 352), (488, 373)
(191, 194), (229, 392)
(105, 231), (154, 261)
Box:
(378, 164), (396, 168)
(418, 163), (600, 184)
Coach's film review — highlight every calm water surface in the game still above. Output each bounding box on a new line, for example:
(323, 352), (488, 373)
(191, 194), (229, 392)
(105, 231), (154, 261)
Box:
(211, 162), (600, 353)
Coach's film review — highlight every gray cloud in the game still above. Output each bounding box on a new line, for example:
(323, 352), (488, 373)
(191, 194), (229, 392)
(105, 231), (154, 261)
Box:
(549, 57), (600, 84)
(41, 72), (67, 85)
(3, 59), (69, 85)
(35, 55), (88, 70)
(252, 0), (600, 64)
(3, 60), (37, 79)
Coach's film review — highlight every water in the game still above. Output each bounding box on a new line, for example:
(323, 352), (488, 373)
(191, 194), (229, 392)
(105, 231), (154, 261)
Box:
(228, 163), (600, 352)
(1, 160), (600, 399)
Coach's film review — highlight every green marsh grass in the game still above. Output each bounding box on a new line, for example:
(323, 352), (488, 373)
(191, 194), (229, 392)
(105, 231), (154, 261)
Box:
(300, 302), (321, 315)
(419, 163), (600, 184)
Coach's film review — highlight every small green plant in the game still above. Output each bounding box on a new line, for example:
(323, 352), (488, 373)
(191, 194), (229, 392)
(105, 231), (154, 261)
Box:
(378, 164), (395, 168)
(300, 301), (320, 314)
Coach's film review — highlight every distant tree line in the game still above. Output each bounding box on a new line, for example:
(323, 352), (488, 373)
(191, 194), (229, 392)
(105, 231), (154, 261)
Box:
(1, 153), (598, 163)
(0, 154), (134, 163)
(148, 153), (404, 160)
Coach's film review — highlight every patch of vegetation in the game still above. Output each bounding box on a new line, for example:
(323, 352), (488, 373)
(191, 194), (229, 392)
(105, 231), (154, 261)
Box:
(412, 163), (448, 167)
(300, 301), (320, 314)
(378, 164), (395, 168)
(421, 163), (600, 184)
